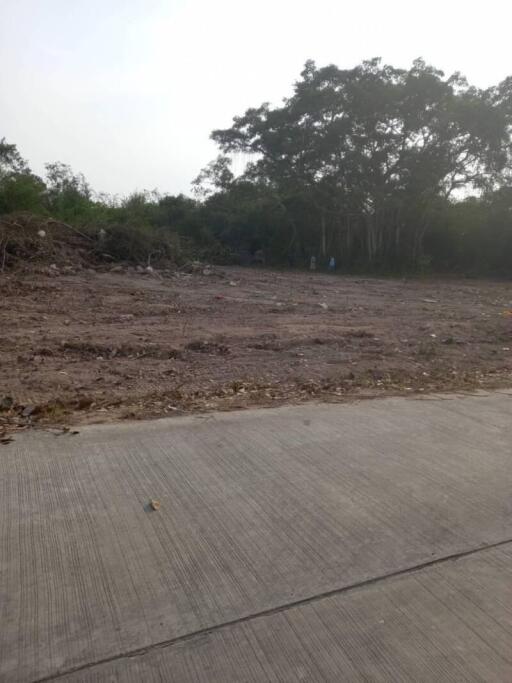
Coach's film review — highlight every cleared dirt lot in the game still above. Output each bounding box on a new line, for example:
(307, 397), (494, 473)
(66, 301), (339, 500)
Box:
(1, 266), (512, 428)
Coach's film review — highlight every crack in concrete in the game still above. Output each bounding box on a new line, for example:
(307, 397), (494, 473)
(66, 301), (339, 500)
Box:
(34, 535), (512, 683)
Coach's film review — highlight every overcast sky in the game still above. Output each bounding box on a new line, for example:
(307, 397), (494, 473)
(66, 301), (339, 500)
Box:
(1, 0), (511, 197)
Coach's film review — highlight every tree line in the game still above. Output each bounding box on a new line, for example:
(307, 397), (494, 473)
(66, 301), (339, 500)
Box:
(2, 58), (512, 273)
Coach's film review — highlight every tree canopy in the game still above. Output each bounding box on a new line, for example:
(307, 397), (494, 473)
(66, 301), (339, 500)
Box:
(211, 59), (512, 269)
(1, 58), (512, 273)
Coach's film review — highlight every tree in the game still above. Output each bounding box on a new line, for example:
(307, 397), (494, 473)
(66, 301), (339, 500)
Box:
(0, 138), (30, 179)
(211, 59), (512, 268)
(0, 138), (45, 214)
(192, 155), (234, 198)
(43, 162), (92, 221)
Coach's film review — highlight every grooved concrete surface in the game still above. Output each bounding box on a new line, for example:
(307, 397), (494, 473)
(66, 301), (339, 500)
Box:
(1, 392), (512, 682)
(61, 542), (512, 682)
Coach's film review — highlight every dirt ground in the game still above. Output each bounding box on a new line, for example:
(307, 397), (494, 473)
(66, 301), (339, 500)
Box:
(1, 265), (512, 431)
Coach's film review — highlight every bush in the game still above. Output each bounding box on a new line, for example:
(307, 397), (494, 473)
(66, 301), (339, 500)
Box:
(99, 222), (180, 264)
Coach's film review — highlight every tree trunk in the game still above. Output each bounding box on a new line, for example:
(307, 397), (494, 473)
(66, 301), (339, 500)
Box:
(345, 215), (351, 265)
(320, 211), (326, 258)
(412, 211), (429, 266)
(366, 214), (376, 264)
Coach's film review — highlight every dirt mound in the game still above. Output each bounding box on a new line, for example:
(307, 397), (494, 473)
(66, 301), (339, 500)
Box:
(0, 212), (93, 272)
(0, 213), (218, 277)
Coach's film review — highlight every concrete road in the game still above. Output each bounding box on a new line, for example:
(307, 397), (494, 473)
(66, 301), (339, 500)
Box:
(1, 392), (512, 682)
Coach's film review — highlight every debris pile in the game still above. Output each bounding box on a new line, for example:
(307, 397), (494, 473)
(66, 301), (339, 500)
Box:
(0, 394), (94, 433)
(0, 213), (228, 278)
(0, 212), (92, 273)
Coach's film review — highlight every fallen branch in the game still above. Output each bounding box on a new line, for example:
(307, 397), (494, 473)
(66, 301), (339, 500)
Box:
(46, 219), (93, 242)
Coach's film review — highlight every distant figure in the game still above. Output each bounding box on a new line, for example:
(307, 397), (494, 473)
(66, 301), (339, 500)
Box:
(328, 256), (336, 272)
(310, 255), (317, 271)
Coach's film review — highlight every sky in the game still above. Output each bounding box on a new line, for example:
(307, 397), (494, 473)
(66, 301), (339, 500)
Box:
(1, 0), (511, 197)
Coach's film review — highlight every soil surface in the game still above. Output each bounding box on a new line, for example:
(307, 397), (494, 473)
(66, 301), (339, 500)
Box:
(1, 266), (512, 429)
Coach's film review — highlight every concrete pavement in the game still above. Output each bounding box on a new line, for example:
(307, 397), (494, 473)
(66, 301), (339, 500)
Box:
(1, 392), (512, 681)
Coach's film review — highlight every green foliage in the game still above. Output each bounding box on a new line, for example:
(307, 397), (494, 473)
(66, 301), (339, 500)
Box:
(98, 222), (178, 263)
(211, 58), (512, 270)
(192, 155), (234, 198)
(2, 57), (512, 274)
(426, 190), (512, 274)
(0, 138), (45, 215)
(0, 172), (45, 215)
(0, 138), (29, 178)
(44, 162), (92, 222)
